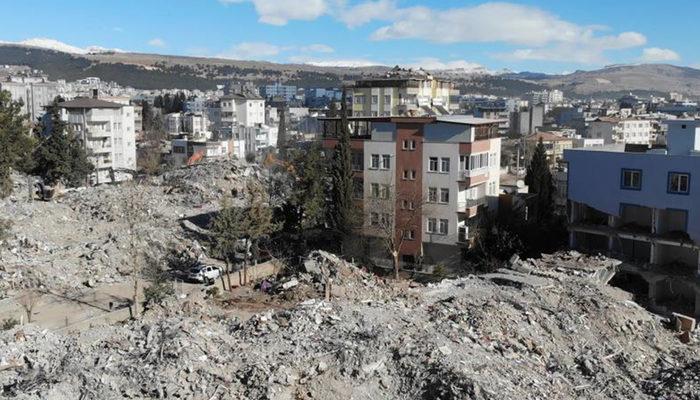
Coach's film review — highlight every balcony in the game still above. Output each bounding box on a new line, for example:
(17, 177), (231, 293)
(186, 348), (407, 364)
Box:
(459, 170), (489, 187)
(457, 197), (487, 218)
(86, 129), (111, 139)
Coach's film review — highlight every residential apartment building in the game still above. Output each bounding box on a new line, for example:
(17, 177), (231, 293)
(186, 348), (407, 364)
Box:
(351, 67), (457, 117)
(171, 137), (230, 167)
(261, 83), (297, 102)
(565, 120), (700, 317)
(587, 117), (652, 145)
(184, 112), (210, 138)
(56, 97), (136, 183)
(525, 131), (574, 167)
(321, 115), (501, 269)
(0, 78), (59, 121)
(164, 113), (183, 135)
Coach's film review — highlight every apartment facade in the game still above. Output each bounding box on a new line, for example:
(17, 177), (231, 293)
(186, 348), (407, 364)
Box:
(587, 117), (652, 145)
(526, 131), (574, 167)
(321, 116), (501, 269)
(0, 79), (59, 121)
(566, 120), (700, 273)
(57, 97), (136, 184)
(351, 68), (457, 117)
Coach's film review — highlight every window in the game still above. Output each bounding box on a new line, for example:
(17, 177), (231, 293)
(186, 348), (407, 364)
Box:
(371, 183), (380, 198)
(353, 178), (364, 199)
(429, 157), (438, 172)
(403, 230), (415, 240)
(427, 218), (437, 233)
(428, 187), (437, 203)
(469, 153), (489, 170)
(380, 184), (391, 199)
(402, 170), (416, 180)
(621, 169), (642, 190)
(371, 95), (378, 104)
(380, 213), (392, 226)
(355, 96), (365, 104)
(668, 172), (690, 194)
(384, 95), (391, 105)
(440, 157), (450, 173)
(402, 140), (416, 150)
(439, 219), (449, 235)
(381, 154), (391, 169)
(440, 188), (449, 203)
(370, 212), (379, 226)
(370, 154), (380, 169)
(351, 152), (364, 171)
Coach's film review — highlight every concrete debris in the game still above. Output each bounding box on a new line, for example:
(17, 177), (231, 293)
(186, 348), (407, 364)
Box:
(1, 251), (700, 399)
(0, 159), (253, 299)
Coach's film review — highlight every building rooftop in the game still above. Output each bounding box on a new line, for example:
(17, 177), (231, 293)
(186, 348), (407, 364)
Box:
(57, 98), (123, 109)
(435, 115), (504, 125)
(525, 131), (572, 142)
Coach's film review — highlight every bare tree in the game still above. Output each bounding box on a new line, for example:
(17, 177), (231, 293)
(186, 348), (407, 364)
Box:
(121, 181), (149, 318)
(365, 181), (428, 279)
(17, 290), (40, 324)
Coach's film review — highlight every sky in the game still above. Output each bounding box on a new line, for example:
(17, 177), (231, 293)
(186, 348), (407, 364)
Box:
(1, 0), (699, 73)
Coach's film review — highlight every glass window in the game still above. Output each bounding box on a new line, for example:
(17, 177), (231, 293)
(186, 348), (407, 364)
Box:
(668, 172), (690, 194)
(439, 219), (449, 235)
(440, 188), (449, 203)
(427, 218), (437, 233)
(403, 230), (415, 240)
(381, 154), (391, 169)
(429, 157), (438, 172)
(353, 178), (364, 199)
(370, 212), (379, 226)
(371, 183), (380, 198)
(381, 184), (391, 199)
(441, 157), (450, 173)
(371, 95), (378, 104)
(621, 169), (642, 190)
(384, 95), (391, 105)
(428, 187), (437, 203)
(370, 154), (379, 169)
(351, 152), (364, 171)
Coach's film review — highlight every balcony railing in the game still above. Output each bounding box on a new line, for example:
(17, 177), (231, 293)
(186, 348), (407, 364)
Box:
(458, 197), (487, 211)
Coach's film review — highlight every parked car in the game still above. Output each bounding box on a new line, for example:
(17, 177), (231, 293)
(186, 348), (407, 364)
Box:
(187, 265), (222, 284)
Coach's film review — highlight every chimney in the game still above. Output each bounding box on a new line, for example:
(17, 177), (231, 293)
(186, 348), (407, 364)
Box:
(92, 89), (99, 99)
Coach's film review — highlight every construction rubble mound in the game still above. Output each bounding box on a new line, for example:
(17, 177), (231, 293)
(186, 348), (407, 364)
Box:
(0, 159), (257, 299)
(2, 251), (700, 399)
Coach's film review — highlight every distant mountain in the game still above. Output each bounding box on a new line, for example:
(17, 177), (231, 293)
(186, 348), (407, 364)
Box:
(540, 64), (700, 98)
(1, 43), (699, 98)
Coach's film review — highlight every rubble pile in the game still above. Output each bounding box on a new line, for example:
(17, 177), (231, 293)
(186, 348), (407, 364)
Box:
(0, 159), (250, 298)
(2, 252), (699, 399)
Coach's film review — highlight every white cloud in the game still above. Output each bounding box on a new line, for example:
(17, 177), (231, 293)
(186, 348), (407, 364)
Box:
(217, 42), (282, 59)
(147, 38), (166, 48)
(335, 0), (395, 28)
(221, 1), (649, 66)
(639, 47), (680, 63)
(300, 44), (334, 53)
(1, 38), (123, 54)
(220, 0), (327, 25)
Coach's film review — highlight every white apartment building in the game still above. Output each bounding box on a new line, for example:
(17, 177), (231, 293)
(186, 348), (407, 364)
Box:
(232, 92), (265, 127)
(0, 78), (59, 121)
(57, 97), (136, 184)
(321, 115), (501, 269)
(165, 113), (183, 135)
(171, 137), (230, 167)
(352, 67), (458, 117)
(184, 112), (211, 138)
(587, 117), (653, 145)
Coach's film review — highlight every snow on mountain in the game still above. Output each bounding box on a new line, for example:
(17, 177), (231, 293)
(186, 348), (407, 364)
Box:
(0, 38), (123, 54)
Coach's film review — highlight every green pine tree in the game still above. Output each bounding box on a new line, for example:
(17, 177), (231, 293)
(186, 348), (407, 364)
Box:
(524, 138), (554, 222)
(0, 90), (34, 197)
(277, 107), (288, 159)
(328, 89), (356, 242)
(32, 100), (94, 187)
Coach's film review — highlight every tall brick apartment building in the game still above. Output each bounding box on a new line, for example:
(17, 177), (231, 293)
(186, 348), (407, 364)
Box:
(321, 116), (502, 269)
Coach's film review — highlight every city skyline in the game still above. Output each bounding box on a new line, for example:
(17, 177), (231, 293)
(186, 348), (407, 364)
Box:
(1, 0), (699, 74)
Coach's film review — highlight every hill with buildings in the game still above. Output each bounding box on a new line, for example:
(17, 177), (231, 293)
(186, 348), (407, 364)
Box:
(2, 43), (700, 98)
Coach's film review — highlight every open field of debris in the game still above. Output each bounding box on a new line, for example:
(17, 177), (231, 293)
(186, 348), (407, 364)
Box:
(0, 160), (255, 299)
(2, 249), (700, 399)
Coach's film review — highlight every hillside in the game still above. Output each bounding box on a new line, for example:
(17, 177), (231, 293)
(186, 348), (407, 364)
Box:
(541, 64), (700, 98)
(2, 44), (700, 98)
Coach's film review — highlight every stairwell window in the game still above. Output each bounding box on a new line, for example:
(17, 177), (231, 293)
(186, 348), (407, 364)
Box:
(621, 169), (642, 190)
(668, 172), (690, 194)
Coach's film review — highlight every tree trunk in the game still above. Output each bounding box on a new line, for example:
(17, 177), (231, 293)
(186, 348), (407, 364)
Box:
(226, 259), (233, 291)
(220, 259), (229, 291)
(132, 277), (139, 319)
(243, 254), (249, 286)
(393, 252), (400, 280)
